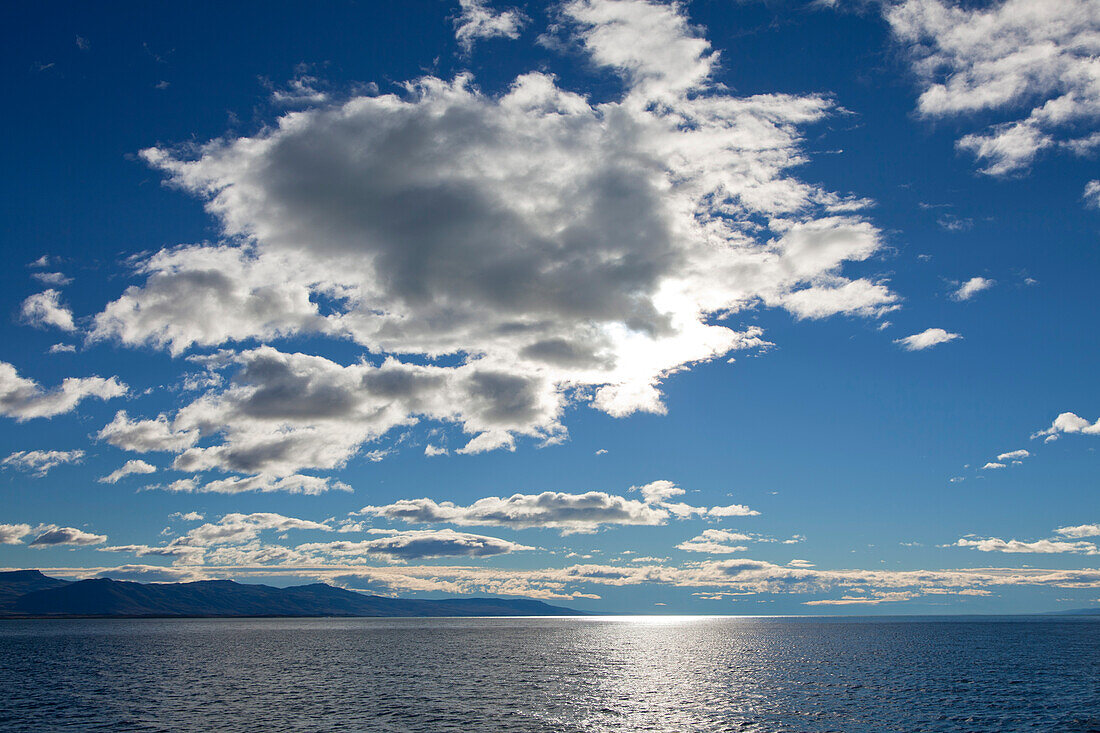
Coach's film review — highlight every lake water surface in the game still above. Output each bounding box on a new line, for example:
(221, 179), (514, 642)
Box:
(1, 616), (1097, 732)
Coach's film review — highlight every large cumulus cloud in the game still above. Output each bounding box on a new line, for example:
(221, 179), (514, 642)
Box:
(90, 0), (895, 479)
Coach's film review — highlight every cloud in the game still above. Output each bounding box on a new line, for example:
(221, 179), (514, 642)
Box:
(2, 449), (84, 476)
(89, 0), (895, 473)
(169, 511), (205, 522)
(31, 271), (73, 286)
(97, 410), (200, 452)
(0, 361), (127, 421)
(953, 536), (1099, 555)
(183, 512), (329, 547)
(20, 290), (76, 331)
(1084, 180), (1100, 207)
(455, 0), (526, 53)
(996, 449), (1029, 461)
(424, 444), (448, 457)
(0, 524), (33, 544)
(803, 591), (917, 606)
(98, 459), (158, 484)
(31, 550), (1100, 604)
(676, 529), (751, 554)
(894, 327), (961, 351)
(299, 529), (532, 561)
(356, 480), (758, 534)
(29, 525), (108, 546)
(982, 462), (1005, 470)
(93, 556), (1100, 602)
(1033, 411), (1100, 438)
(356, 491), (669, 534)
(936, 214), (972, 232)
(154, 473), (350, 495)
(1054, 524), (1100, 539)
(952, 276), (994, 301)
(48, 343), (76, 354)
(103, 512), (332, 566)
(886, 0), (1100, 176)
(93, 565), (207, 583)
(635, 479), (683, 504)
(707, 503), (760, 518)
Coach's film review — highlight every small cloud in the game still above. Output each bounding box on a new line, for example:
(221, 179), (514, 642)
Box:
(996, 449), (1029, 461)
(1032, 412), (1100, 439)
(2, 449), (84, 477)
(75, 36), (90, 50)
(154, 80), (170, 90)
(169, 511), (204, 522)
(21, 290), (76, 331)
(424, 444), (448, 457)
(454, 0), (526, 54)
(949, 476), (965, 483)
(98, 459), (157, 484)
(894, 328), (962, 351)
(982, 462), (1006, 470)
(48, 343), (76, 354)
(1084, 180), (1100, 208)
(32, 271), (72, 286)
(29, 525), (107, 546)
(28, 255), (51, 268)
(952, 277), (994, 301)
(937, 214), (973, 232)
(595, 448), (608, 455)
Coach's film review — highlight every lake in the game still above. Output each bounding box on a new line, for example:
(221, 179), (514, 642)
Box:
(1, 616), (1097, 731)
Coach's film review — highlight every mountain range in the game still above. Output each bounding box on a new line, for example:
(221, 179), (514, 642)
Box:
(0, 570), (584, 618)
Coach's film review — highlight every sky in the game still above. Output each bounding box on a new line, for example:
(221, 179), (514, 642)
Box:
(1, 0), (1098, 614)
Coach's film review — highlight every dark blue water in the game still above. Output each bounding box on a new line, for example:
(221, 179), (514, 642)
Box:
(1, 616), (1097, 732)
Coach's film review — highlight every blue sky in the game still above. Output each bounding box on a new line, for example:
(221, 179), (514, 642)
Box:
(1, 0), (1098, 613)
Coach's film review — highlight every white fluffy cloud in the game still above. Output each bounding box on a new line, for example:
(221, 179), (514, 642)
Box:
(20, 289), (76, 331)
(1033, 411), (1100, 438)
(0, 524), (33, 544)
(894, 327), (961, 351)
(2, 449), (85, 476)
(299, 529), (532, 561)
(88, 0), (895, 479)
(157, 473), (350, 495)
(0, 362), (126, 421)
(455, 0), (525, 53)
(98, 459), (158, 484)
(1055, 523), (1100, 538)
(71, 556), (1100, 603)
(355, 480), (758, 534)
(887, 0), (1100, 175)
(356, 491), (669, 534)
(103, 512), (331, 565)
(952, 276), (994, 301)
(93, 564), (207, 583)
(1084, 179), (1100, 207)
(996, 449), (1029, 461)
(29, 525), (108, 547)
(31, 271), (73, 286)
(676, 529), (751, 554)
(953, 536), (1099, 555)
(97, 411), (200, 453)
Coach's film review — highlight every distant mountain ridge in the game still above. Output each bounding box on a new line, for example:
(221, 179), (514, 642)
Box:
(0, 570), (584, 618)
